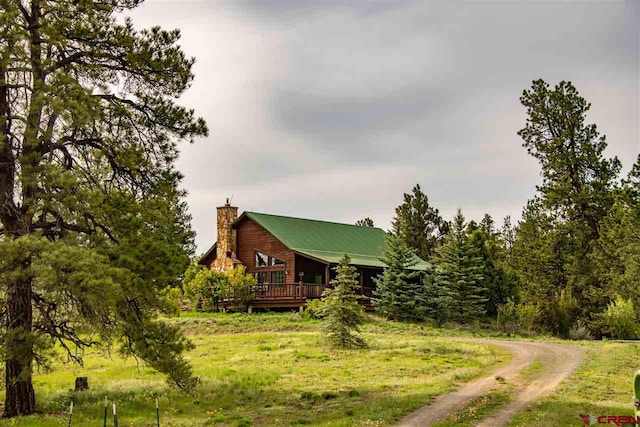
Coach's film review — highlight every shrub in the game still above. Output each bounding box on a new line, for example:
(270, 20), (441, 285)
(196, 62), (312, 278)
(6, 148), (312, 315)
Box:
(302, 299), (324, 319)
(226, 265), (256, 312)
(516, 302), (540, 334)
(497, 299), (518, 333)
(182, 264), (229, 311)
(569, 320), (593, 340)
(160, 286), (183, 316)
(182, 264), (256, 312)
(603, 295), (638, 339)
(546, 289), (577, 338)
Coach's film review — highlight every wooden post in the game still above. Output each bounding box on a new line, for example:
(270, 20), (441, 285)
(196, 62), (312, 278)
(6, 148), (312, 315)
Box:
(325, 264), (330, 286)
(74, 377), (89, 392)
(633, 370), (640, 426)
(156, 398), (160, 427)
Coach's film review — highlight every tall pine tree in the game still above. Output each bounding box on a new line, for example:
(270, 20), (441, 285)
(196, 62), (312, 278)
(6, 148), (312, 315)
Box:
(434, 209), (487, 323)
(392, 184), (446, 260)
(515, 79), (621, 327)
(0, 1), (207, 415)
(373, 233), (425, 321)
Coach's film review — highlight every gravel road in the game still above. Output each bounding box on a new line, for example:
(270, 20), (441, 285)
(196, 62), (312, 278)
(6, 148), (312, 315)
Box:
(396, 339), (584, 427)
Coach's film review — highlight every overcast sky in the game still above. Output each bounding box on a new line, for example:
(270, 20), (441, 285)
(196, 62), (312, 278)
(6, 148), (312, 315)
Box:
(128, 0), (639, 253)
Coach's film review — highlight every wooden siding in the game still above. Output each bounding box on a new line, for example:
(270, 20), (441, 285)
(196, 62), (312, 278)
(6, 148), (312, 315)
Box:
(235, 216), (297, 284)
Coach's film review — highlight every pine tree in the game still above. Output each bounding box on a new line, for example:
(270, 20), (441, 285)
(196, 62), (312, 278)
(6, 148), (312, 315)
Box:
(0, 1), (207, 415)
(592, 155), (640, 311)
(319, 254), (367, 348)
(392, 184), (446, 260)
(515, 79), (621, 325)
(373, 233), (425, 321)
(434, 209), (487, 323)
(355, 217), (375, 227)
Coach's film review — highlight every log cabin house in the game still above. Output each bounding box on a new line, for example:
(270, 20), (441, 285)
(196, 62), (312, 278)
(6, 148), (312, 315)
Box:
(199, 201), (428, 311)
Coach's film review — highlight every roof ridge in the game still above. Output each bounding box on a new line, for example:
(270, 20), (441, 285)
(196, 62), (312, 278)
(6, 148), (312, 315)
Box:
(294, 248), (383, 258)
(245, 211), (386, 231)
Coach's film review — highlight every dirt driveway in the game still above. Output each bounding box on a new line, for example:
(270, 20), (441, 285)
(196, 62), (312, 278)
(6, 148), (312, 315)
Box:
(396, 339), (584, 427)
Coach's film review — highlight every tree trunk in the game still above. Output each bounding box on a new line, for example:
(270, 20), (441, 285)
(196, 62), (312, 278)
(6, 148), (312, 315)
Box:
(3, 272), (36, 417)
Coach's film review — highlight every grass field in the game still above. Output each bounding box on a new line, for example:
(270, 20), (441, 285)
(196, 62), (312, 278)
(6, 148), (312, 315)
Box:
(2, 313), (638, 426)
(0, 313), (506, 426)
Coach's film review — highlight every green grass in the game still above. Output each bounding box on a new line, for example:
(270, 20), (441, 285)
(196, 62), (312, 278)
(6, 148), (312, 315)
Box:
(434, 387), (513, 427)
(0, 313), (505, 426)
(508, 340), (640, 426)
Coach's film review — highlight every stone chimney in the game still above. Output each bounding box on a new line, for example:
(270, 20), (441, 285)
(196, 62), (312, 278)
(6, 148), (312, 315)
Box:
(212, 199), (240, 272)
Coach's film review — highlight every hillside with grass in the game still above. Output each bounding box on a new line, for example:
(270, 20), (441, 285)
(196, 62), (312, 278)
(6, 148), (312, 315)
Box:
(0, 313), (508, 426)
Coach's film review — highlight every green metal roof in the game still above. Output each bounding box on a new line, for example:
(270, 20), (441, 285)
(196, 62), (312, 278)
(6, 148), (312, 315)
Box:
(242, 212), (429, 270)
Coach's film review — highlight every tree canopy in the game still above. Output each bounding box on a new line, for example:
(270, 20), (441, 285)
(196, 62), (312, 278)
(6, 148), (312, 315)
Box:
(392, 184), (446, 260)
(512, 80), (622, 332)
(0, 0), (207, 416)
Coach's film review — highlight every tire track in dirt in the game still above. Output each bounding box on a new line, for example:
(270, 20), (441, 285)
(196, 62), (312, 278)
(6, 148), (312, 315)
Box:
(396, 340), (584, 427)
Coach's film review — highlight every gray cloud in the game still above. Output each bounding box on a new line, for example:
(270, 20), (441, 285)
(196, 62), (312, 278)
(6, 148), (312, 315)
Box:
(129, 0), (639, 253)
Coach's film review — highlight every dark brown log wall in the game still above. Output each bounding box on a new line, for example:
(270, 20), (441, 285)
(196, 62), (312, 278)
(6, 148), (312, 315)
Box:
(235, 218), (296, 283)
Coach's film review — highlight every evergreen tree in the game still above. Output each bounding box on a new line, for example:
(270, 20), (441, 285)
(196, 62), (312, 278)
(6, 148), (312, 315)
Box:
(319, 254), (367, 348)
(423, 264), (455, 326)
(515, 79), (621, 326)
(592, 155), (640, 311)
(500, 216), (516, 254)
(433, 209), (487, 323)
(373, 233), (425, 321)
(355, 217), (375, 227)
(392, 184), (445, 260)
(510, 200), (577, 335)
(0, 1), (207, 415)
(468, 220), (517, 317)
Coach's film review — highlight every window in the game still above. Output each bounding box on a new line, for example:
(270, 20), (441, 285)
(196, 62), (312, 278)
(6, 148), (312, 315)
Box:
(255, 251), (268, 267)
(255, 272), (267, 284)
(271, 257), (284, 266)
(271, 271), (285, 284)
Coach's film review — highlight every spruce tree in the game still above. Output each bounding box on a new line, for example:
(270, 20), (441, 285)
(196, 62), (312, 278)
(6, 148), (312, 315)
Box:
(319, 254), (367, 348)
(373, 233), (425, 321)
(467, 216), (518, 317)
(423, 264), (455, 326)
(0, 1), (207, 415)
(392, 184), (446, 260)
(434, 209), (487, 323)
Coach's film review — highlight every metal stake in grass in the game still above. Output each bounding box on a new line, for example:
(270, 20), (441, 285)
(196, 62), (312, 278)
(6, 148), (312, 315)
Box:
(67, 401), (73, 427)
(103, 398), (108, 427)
(113, 403), (118, 427)
(156, 397), (160, 427)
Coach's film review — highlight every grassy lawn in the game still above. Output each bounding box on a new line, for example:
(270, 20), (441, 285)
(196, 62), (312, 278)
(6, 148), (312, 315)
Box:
(508, 341), (640, 426)
(0, 313), (506, 427)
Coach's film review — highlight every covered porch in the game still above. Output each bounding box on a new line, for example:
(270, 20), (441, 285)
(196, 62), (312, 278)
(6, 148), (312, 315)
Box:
(247, 253), (382, 310)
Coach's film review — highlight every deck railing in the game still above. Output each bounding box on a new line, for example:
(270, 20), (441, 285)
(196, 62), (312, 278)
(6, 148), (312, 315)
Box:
(252, 283), (326, 300)
(251, 283), (375, 301)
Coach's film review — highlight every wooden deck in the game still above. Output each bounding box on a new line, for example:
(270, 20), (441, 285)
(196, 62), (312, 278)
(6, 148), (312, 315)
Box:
(247, 283), (375, 310)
